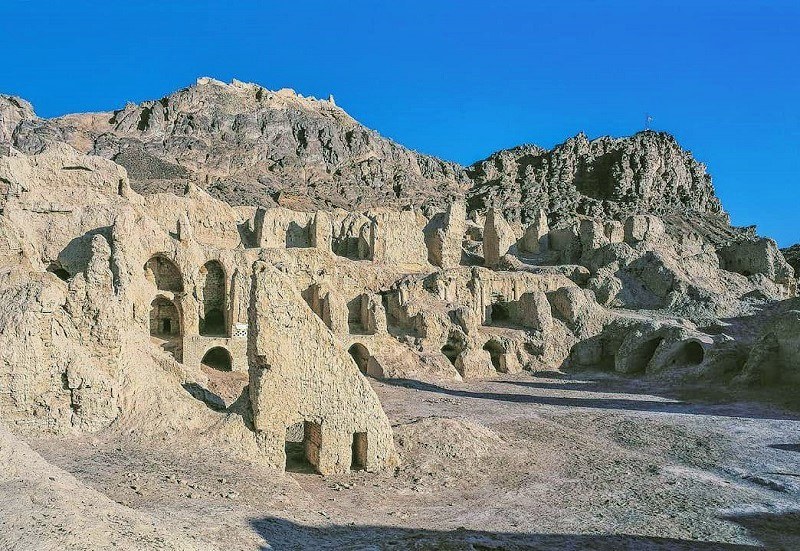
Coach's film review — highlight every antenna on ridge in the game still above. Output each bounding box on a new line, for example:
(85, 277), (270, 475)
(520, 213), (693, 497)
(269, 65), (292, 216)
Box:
(645, 113), (654, 130)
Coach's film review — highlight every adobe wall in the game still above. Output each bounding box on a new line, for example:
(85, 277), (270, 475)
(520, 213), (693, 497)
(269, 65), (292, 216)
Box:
(248, 261), (399, 474)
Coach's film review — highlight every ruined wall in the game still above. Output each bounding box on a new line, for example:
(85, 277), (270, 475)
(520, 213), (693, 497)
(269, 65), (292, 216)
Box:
(254, 207), (314, 249)
(368, 208), (429, 267)
(248, 261), (398, 474)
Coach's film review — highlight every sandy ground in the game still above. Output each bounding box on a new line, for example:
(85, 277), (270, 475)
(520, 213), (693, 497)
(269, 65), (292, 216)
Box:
(22, 371), (800, 550)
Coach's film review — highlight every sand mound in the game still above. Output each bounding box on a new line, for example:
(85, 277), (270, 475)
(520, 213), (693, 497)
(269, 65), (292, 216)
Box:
(0, 423), (216, 551)
(395, 416), (504, 465)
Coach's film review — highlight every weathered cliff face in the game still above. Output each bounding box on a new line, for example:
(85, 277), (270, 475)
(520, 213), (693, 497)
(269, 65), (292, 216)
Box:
(781, 244), (800, 277)
(466, 131), (724, 224)
(0, 95), (35, 145)
(6, 78), (467, 212)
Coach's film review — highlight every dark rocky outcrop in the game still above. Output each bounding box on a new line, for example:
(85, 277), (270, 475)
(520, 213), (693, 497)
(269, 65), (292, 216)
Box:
(781, 244), (800, 277)
(466, 131), (723, 224)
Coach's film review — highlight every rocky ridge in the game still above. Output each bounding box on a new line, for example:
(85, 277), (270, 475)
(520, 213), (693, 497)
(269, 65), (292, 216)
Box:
(2, 78), (732, 233)
(3, 78), (466, 212)
(466, 132), (724, 224)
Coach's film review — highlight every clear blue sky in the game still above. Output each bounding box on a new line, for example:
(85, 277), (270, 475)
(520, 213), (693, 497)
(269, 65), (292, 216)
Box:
(2, 1), (798, 245)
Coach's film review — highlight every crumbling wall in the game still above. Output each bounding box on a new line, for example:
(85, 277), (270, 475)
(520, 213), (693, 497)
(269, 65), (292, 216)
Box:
(369, 208), (428, 266)
(483, 208), (517, 267)
(248, 261), (398, 474)
(717, 238), (795, 288)
(330, 210), (373, 260)
(254, 206), (314, 248)
(425, 200), (466, 268)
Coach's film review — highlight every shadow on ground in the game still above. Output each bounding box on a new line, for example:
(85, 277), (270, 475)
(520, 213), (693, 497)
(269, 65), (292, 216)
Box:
(769, 443), (800, 453)
(248, 513), (800, 550)
(381, 374), (800, 421)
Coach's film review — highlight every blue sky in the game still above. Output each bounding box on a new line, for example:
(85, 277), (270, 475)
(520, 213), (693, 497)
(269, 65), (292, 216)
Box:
(2, 1), (798, 245)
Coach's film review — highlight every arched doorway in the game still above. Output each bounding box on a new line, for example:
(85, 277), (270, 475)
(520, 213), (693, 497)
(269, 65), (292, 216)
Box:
(483, 339), (505, 372)
(199, 260), (227, 336)
(144, 255), (184, 293)
(668, 341), (705, 368)
(149, 296), (181, 337)
(348, 343), (370, 374)
(149, 296), (182, 361)
(628, 337), (663, 373)
(201, 346), (232, 372)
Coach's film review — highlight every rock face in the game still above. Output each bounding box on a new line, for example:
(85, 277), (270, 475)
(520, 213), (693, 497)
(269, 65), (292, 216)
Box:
(737, 303), (800, 385)
(466, 131), (724, 224)
(0, 95), (35, 145)
(6, 78), (467, 212)
(781, 244), (800, 277)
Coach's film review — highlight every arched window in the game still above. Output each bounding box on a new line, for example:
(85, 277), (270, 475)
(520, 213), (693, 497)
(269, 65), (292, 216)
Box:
(199, 260), (227, 336)
(201, 347), (232, 372)
(144, 255), (184, 293)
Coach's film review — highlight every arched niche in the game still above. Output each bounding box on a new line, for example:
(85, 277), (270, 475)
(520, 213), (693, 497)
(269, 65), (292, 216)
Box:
(199, 260), (227, 336)
(144, 255), (184, 293)
(201, 346), (232, 372)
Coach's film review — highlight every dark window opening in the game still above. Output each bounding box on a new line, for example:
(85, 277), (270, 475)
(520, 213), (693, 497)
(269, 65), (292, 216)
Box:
(200, 308), (226, 336)
(348, 343), (370, 374)
(47, 263), (70, 281)
(285, 421), (322, 474)
(490, 301), (510, 324)
(199, 260), (227, 337)
(201, 347), (232, 372)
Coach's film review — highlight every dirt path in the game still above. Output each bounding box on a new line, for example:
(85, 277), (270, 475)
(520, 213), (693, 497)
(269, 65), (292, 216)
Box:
(28, 372), (800, 550)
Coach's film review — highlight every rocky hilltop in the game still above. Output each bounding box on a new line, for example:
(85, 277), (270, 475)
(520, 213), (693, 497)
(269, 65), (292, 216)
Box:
(3, 78), (727, 229)
(3, 78), (467, 212)
(466, 132), (724, 224)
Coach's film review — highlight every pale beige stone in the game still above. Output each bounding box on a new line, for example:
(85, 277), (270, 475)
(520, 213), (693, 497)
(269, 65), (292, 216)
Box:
(248, 261), (399, 474)
(483, 208), (516, 267)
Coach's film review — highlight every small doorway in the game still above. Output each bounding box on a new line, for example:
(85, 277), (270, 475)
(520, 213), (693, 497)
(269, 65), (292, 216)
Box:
(351, 432), (367, 471)
(483, 339), (505, 372)
(285, 421), (322, 474)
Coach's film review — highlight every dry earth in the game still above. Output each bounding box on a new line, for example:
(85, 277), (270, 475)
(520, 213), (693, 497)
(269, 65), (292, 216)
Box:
(23, 372), (800, 551)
